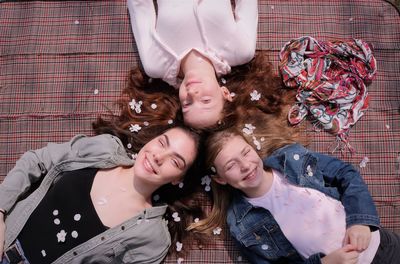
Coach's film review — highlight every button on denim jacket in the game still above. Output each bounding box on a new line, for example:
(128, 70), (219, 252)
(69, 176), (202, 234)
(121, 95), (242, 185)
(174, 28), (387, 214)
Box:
(0, 134), (171, 264)
(227, 144), (380, 264)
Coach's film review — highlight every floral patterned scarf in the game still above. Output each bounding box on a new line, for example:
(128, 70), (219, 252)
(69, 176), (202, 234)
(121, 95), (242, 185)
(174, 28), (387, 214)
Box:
(279, 36), (377, 152)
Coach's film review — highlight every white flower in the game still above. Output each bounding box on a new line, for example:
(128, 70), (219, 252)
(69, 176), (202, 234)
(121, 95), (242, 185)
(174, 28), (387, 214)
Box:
(220, 77), (226, 84)
(201, 175), (212, 185)
(168, 119), (173, 124)
(250, 90), (261, 101)
(129, 124), (142, 133)
(253, 137), (261, 150)
(174, 216), (181, 222)
(176, 242), (183, 252)
(359, 156), (370, 168)
(127, 143), (132, 149)
(213, 227), (222, 235)
(194, 218), (199, 223)
(131, 153), (138, 161)
(41, 250), (46, 257)
(151, 103), (157, 109)
(129, 99), (143, 114)
(260, 137), (265, 142)
(205, 185), (211, 192)
(96, 197), (108, 205)
(74, 20), (80, 25)
(178, 182), (184, 188)
(71, 231), (78, 238)
(54, 218), (60, 225)
(57, 230), (67, 243)
(93, 89), (99, 95)
(143, 121), (149, 126)
(74, 214), (81, 221)
(177, 257), (184, 264)
(172, 212), (179, 218)
(243, 124), (256, 135)
(53, 210), (59, 216)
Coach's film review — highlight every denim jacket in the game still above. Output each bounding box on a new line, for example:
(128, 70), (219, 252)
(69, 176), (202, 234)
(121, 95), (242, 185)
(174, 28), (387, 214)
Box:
(227, 144), (380, 264)
(0, 134), (171, 264)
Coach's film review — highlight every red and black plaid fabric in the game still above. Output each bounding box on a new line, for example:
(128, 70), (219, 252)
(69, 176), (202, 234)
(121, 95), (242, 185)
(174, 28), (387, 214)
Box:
(1, 1), (399, 263)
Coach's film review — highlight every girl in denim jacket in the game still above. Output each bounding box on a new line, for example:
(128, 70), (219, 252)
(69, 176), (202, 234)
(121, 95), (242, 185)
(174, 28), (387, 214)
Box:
(191, 118), (400, 264)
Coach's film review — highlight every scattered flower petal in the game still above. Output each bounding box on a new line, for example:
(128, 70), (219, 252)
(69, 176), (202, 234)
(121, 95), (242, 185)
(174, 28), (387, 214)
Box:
(243, 124), (256, 135)
(385, 124), (390, 129)
(359, 156), (370, 168)
(178, 182), (184, 188)
(270, 5), (275, 10)
(176, 242), (183, 252)
(97, 197), (108, 205)
(41, 250), (46, 257)
(127, 143), (132, 149)
(201, 175), (212, 185)
(210, 166), (216, 173)
(53, 210), (59, 216)
(151, 103), (157, 109)
(54, 218), (60, 225)
(129, 124), (142, 133)
(71, 231), (78, 238)
(74, 214), (81, 221)
(230, 92), (236, 98)
(261, 244), (269, 250)
(306, 165), (313, 176)
(168, 119), (173, 125)
(293, 154), (300, 160)
(349, 17), (353, 21)
(74, 20), (80, 25)
(174, 217), (181, 222)
(252, 136), (261, 150)
(129, 99), (143, 114)
(143, 121), (149, 126)
(153, 194), (160, 201)
(260, 137), (265, 142)
(194, 218), (199, 223)
(205, 185), (211, 192)
(250, 90), (261, 101)
(131, 153), (138, 161)
(221, 77), (226, 84)
(57, 230), (67, 243)
(213, 227), (222, 235)
(177, 257), (184, 264)
(93, 89), (99, 95)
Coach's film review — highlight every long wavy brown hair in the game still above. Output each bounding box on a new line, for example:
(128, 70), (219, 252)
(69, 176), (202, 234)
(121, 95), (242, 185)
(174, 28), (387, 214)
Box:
(92, 67), (207, 256)
(188, 108), (304, 236)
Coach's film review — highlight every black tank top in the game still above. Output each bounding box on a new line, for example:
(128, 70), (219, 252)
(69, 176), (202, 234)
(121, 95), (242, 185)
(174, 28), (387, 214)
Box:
(18, 168), (108, 264)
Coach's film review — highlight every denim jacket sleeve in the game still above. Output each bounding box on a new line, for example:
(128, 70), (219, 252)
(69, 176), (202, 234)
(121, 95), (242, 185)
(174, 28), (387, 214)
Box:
(303, 148), (380, 230)
(0, 134), (121, 214)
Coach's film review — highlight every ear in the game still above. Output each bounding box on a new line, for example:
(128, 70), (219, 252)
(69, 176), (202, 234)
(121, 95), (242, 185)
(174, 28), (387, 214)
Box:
(213, 175), (228, 185)
(220, 86), (233, 102)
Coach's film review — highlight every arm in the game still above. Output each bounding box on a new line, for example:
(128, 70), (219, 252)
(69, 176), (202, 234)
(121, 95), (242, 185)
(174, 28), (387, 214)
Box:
(127, 0), (159, 77)
(312, 151), (380, 229)
(232, 0), (258, 61)
(0, 134), (96, 213)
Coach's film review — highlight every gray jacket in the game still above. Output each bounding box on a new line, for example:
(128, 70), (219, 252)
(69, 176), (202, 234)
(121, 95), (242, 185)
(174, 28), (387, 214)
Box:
(0, 134), (171, 263)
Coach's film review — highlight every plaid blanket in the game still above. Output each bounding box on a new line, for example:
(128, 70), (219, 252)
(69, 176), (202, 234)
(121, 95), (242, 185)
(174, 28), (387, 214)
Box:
(1, 1), (399, 263)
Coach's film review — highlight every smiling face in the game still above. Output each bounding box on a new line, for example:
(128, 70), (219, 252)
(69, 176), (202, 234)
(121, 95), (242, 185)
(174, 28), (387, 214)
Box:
(213, 135), (265, 197)
(134, 128), (197, 187)
(179, 71), (231, 129)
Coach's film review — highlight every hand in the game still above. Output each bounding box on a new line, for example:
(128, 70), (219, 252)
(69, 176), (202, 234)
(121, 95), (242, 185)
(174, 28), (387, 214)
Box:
(342, 225), (371, 252)
(321, 244), (359, 264)
(0, 213), (5, 259)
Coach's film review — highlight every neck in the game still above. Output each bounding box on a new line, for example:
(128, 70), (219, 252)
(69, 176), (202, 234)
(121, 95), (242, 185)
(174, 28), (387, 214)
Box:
(130, 169), (159, 205)
(246, 169), (274, 198)
(180, 50), (216, 78)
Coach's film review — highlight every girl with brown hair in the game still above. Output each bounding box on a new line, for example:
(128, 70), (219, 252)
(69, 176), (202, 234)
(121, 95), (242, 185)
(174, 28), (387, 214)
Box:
(0, 72), (205, 264)
(190, 111), (400, 264)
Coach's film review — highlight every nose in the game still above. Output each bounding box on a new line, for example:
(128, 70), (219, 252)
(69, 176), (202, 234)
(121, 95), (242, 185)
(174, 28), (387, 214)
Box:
(240, 160), (251, 173)
(153, 151), (168, 166)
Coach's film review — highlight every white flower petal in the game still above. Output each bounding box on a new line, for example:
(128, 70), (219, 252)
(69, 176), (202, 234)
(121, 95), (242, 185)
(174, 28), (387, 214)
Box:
(57, 230), (67, 243)
(212, 227), (222, 235)
(54, 218), (60, 225)
(176, 242), (183, 252)
(151, 103), (157, 109)
(53, 210), (59, 216)
(71, 230), (78, 238)
(74, 214), (81, 221)
(41, 250), (46, 257)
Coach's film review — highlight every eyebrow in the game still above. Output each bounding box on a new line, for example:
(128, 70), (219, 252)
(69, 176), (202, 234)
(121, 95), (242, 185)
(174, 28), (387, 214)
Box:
(164, 134), (187, 169)
(223, 146), (246, 170)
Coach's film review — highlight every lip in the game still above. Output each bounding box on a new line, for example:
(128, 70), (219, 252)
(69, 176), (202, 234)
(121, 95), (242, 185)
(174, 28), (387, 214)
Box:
(185, 79), (201, 88)
(243, 168), (257, 182)
(143, 154), (157, 174)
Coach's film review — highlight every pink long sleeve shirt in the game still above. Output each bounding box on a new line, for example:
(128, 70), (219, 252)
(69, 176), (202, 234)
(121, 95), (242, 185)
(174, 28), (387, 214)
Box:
(127, 0), (258, 87)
